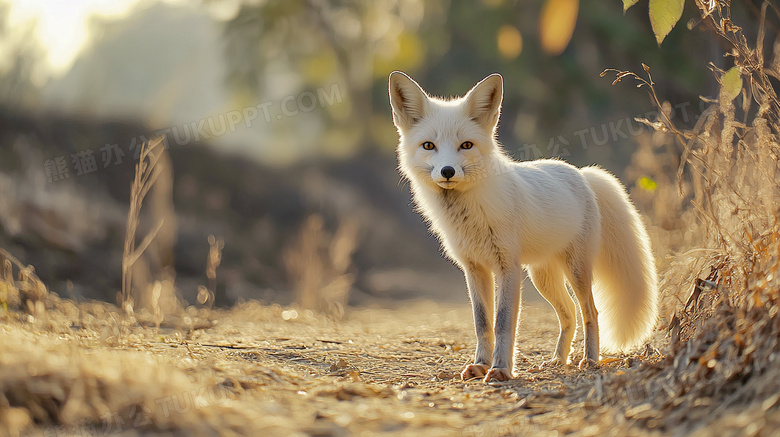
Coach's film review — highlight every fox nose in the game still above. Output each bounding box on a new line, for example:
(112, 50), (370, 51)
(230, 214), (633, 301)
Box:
(441, 166), (456, 180)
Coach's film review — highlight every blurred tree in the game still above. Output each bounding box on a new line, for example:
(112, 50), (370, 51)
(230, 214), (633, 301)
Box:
(215, 0), (443, 153)
(0, 1), (44, 108)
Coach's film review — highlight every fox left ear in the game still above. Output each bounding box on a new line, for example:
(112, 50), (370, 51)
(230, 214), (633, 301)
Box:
(465, 73), (503, 131)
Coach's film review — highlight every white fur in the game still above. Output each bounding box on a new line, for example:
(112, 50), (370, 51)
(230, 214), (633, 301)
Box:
(389, 71), (659, 381)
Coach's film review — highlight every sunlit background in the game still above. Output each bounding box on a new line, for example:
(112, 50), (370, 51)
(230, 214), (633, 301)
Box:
(0, 0), (721, 309)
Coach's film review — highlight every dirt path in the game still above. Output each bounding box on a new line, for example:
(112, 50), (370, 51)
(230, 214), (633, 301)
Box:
(1, 299), (660, 437)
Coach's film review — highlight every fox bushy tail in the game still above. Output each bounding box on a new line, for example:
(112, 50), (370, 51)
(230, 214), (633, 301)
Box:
(581, 167), (659, 353)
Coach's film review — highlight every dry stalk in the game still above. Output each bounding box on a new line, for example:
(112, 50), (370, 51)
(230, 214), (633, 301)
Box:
(200, 234), (223, 309)
(120, 137), (168, 314)
(284, 214), (358, 318)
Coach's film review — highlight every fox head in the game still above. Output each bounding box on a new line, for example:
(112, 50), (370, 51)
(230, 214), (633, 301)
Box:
(389, 71), (504, 192)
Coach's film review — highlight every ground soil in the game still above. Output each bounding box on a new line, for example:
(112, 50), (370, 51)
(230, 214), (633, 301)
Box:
(0, 297), (673, 437)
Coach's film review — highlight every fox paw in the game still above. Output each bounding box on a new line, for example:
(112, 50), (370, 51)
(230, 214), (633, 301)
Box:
(540, 357), (567, 368)
(578, 358), (599, 370)
(484, 367), (513, 382)
(461, 364), (489, 380)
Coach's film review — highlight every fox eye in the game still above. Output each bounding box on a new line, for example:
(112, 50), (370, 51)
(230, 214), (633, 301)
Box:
(460, 141), (474, 150)
(422, 141), (436, 150)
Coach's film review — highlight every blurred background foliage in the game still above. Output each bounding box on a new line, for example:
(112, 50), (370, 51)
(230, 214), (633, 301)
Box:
(213, 0), (718, 166)
(0, 0), (769, 309)
(4, 0), (728, 165)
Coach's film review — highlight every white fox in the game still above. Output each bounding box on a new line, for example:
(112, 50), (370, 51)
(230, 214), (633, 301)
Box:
(388, 71), (659, 382)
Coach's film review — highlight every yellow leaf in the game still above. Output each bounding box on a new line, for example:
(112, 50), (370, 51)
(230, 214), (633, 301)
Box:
(649, 0), (685, 44)
(638, 176), (658, 191)
(539, 0), (579, 56)
(623, 0), (639, 12)
(720, 66), (742, 103)
(497, 25), (523, 59)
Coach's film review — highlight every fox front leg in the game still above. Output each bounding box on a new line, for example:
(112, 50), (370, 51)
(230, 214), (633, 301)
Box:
(484, 266), (523, 382)
(461, 263), (495, 380)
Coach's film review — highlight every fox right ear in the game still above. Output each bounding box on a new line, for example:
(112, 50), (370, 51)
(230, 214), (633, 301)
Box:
(389, 71), (429, 131)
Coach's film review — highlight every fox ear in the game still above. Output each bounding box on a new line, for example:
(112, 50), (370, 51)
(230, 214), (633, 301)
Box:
(465, 73), (503, 131)
(389, 71), (429, 131)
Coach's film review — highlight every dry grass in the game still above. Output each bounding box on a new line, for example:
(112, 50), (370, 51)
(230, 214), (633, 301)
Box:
(596, 1), (780, 434)
(0, 247), (47, 316)
(0, 296), (265, 437)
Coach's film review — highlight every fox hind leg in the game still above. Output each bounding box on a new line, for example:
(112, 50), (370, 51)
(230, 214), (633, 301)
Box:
(563, 255), (600, 369)
(529, 264), (576, 367)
